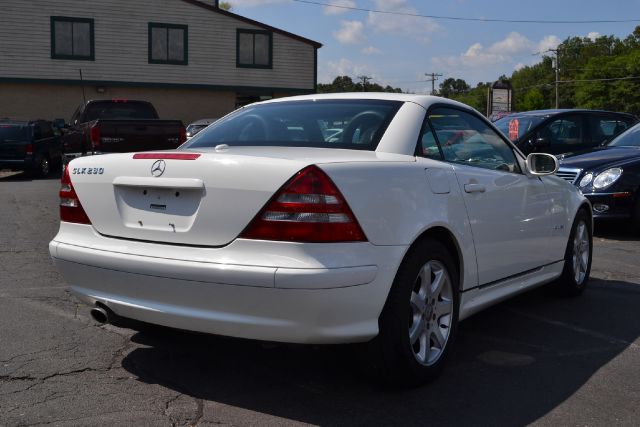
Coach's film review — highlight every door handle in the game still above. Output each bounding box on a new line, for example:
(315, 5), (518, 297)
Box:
(464, 183), (486, 193)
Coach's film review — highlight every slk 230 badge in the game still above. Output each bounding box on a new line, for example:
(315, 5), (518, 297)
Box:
(72, 167), (104, 175)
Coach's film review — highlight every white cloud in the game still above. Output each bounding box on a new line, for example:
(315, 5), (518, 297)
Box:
(587, 31), (601, 41)
(362, 45), (382, 55)
(325, 58), (372, 79)
(537, 35), (561, 52)
(323, 0), (356, 15)
(488, 32), (532, 55)
(366, 0), (439, 43)
(333, 20), (366, 44)
(514, 63), (525, 71)
(432, 32), (562, 72)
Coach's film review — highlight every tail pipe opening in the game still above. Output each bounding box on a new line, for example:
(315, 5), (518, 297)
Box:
(90, 303), (114, 324)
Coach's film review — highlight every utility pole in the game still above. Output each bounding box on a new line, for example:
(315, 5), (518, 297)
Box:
(357, 75), (372, 92)
(425, 72), (443, 95)
(548, 48), (560, 108)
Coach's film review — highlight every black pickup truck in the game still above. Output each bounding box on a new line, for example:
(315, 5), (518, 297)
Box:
(60, 100), (186, 162)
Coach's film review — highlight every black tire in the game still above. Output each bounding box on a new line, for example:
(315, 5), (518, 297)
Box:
(631, 194), (640, 235)
(554, 209), (592, 296)
(35, 155), (51, 178)
(368, 238), (459, 386)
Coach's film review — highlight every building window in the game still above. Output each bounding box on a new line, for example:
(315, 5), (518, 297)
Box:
(148, 23), (188, 65)
(50, 16), (95, 61)
(237, 29), (272, 68)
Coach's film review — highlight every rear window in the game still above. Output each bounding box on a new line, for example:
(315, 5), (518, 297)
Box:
(84, 102), (158, 121)
(0, 124), (29, 142)
(183, 100), (403, 151)
(494, 115), (546, 142)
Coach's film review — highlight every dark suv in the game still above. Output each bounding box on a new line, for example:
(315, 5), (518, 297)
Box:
(0, 120), (62, 177)
(494, 109), (638, 156)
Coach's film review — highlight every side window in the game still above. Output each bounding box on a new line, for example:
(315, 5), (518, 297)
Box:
(418, 120), (442, 160)
(237, 29), (272, 68)
(540, 116), (584, 152)
(148, 23), (188, 65)
(41, 123), (55, 139)
(50, 16), (94, 61)
(429, 107), (519, 173)
(589, 116), (630, 145)
(33, 124), (42, 140)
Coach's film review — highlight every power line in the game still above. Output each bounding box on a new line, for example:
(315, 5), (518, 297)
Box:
(513, 75), (640, 91)
(559, 76), (640, 83)
(291, 0), (640, 24)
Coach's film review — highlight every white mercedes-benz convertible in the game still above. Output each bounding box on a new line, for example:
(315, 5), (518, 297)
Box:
(50, 94), (592, 384)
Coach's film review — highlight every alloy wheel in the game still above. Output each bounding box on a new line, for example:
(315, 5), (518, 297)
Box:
(572, 220), (590, 285)
(408, 260), (454, 366)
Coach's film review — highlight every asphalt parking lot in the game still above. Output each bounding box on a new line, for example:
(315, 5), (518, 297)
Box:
(1, 170), (639, 427)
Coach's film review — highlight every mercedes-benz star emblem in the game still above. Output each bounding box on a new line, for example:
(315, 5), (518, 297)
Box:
(151, 159), (166, 177)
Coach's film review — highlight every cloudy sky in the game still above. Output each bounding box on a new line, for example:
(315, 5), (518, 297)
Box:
(229, 0), (640, 93)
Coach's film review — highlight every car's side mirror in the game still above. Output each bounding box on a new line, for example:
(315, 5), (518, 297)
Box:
(526, 153), (559, 176)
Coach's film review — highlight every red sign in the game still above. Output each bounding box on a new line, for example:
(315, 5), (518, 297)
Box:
(508, 119), (519, 141)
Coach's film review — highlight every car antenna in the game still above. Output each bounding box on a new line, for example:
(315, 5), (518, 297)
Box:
(78, 68), (87, 106)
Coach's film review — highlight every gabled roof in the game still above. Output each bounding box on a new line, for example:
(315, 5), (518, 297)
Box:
(179, 0), (322, 49)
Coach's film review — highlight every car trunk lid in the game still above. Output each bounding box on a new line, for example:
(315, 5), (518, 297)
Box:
(67, 147), (410, 246)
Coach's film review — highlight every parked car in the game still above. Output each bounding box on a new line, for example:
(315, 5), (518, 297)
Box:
(186, 118), (217, 139)
(50, 94), (591, 385)
(60, 99), (186, 163)
(0, 119), (62, 177)
(557, 121), (640, 231)
(494, 109), (637, 156)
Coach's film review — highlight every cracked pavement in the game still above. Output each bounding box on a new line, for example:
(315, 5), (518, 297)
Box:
(1, 171), (640, 426)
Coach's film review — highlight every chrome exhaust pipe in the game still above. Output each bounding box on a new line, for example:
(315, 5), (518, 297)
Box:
(90, 305), (111, 324)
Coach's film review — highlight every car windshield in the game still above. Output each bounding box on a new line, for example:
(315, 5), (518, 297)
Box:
(0, 124), (29, 142)
(183, 100), (403, 151)
(494, 115), (546, 142)
(607, 122), (640, 147)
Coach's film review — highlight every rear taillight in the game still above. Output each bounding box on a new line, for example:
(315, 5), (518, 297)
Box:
(25, 143), (33, 155)
(240, 165), (367, 243)
(179, 126), (187, 144)
(59, 166), (91, 224)
(89, 125), (101, 151)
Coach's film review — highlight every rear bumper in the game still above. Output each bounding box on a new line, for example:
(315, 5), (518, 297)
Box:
(50, 222), (406, 343)
(0, 158), (32, 171)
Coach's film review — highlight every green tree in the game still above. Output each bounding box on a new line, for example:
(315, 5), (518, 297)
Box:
(462, 83), (490, 112)
(511, 56), (555, 110)
(522, 89), (545, 110)
(317, 76), (403, 93)
(509, 26), (640, 113)
(439, 78), (470, 98)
